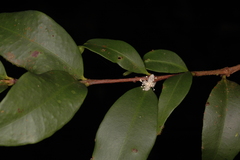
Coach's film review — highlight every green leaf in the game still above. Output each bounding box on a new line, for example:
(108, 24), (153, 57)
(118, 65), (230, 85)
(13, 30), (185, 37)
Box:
(0, 70), (87, 146)
(83, 39), (149, 75)
(143, 49), (188, 73)
(0, 61), (9, 93)
(202, 78), (240, 160)
(92, 87), (158, 160)
(0, 61), (7, 79)
(0, 11), (84, 79)
(78, 45), (85, 54)
(157, 72), (192, 134)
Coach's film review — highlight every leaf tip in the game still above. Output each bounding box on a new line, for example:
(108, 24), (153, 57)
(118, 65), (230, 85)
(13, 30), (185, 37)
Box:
(123, 71), (132, 76)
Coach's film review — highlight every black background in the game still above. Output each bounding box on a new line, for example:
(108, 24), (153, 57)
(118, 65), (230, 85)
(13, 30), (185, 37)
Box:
(1, 1), (240, 160)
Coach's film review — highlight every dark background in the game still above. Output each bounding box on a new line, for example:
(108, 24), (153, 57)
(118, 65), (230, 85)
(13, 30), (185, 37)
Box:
(1, 1), (240, 160)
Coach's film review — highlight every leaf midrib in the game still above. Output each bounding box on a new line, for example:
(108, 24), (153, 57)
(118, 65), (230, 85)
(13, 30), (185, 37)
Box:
(0, 24), (77, 75)
(212, 80), (229, 160)
(146, 59), (188, 71)
(85, 43), (146, 73)
(0, 76), (76, 130)
(117, 89), (146, 159)
(158, 74), (183, 126)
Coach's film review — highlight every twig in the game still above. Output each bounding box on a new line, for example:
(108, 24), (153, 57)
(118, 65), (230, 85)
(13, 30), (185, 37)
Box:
(80, 75), (174, 86)
(191, 64), (240, 77)
(3, 65), (239, 86)
(80, 64), (240, 86)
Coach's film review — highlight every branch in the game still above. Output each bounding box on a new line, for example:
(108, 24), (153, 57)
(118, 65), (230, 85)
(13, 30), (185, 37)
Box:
(191, 64), (240, 77)
(3, 65), (239, 86)
(80, 64), (240, 86)
(80, 75), (175, 86)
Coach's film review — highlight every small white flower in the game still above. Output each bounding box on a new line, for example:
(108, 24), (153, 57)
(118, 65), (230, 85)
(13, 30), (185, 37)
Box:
(140, 74), (156, 91)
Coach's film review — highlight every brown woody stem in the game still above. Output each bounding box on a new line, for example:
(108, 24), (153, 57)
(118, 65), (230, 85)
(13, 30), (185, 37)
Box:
(80, 64), (240, 86)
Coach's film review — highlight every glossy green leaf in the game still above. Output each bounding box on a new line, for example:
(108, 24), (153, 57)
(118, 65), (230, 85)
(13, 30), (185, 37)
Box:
(202, 78), (240, 160)
(0, 11), (84, 79)
(0, 70), (87, 146)
(157, 72), (192, 134)
(0, 61), (9, 93)
(83, 39), (149, 75)
(92, 87), (158, 160)
(143, 49), (188, 73)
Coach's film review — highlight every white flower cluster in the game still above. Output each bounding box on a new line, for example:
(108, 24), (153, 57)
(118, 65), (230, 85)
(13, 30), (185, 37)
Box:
(140, 74), (156, 91)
